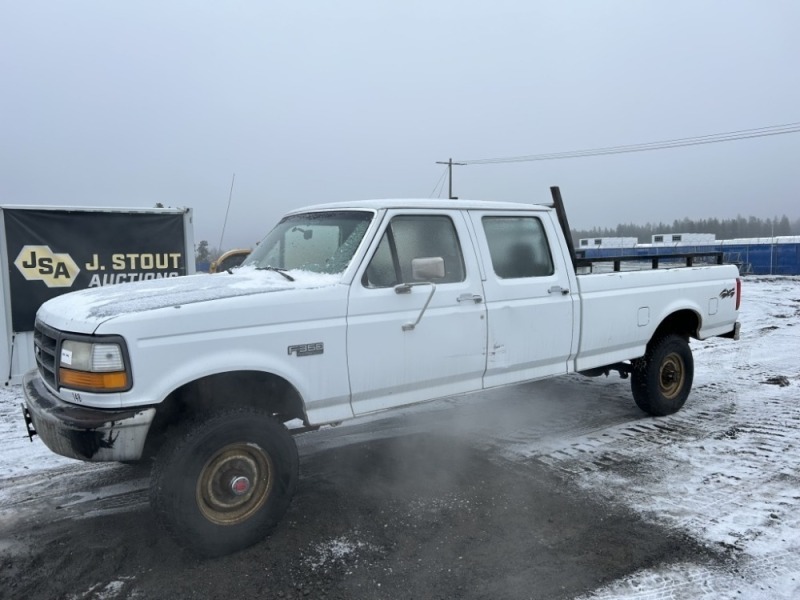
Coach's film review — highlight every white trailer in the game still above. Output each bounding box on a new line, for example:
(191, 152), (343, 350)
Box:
(651, 233), (716, 245)
(578, 237), (638, 249)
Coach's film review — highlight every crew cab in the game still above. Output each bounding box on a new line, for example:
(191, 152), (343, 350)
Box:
(22, 193), (741, 556)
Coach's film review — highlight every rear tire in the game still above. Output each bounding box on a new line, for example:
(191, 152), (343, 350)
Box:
(149, 408), (298, 557)
(631, 334), (694, 416)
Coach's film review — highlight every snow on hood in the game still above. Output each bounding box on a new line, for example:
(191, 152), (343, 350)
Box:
(38, 267), (341, 325)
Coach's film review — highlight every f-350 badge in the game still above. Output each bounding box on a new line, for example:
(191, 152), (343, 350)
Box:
(288, 343), (324, 357)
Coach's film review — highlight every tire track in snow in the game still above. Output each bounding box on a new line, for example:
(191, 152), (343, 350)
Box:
(539, 278), (800, 598)
(577, 561), (799, 600)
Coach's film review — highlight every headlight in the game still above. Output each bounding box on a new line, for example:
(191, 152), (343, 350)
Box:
(61, 340), (124, 371)
(59, 339), (130, 392)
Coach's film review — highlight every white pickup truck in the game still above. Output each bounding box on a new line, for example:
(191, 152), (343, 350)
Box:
(23, 192), (741, 556)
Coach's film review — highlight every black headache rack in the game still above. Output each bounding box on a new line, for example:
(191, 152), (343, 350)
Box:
(575, 251), (725, 273)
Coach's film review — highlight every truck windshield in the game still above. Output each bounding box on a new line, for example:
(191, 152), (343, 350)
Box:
(241, 210), (373, 275)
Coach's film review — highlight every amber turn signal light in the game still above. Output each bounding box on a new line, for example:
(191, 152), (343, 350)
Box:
(59, 368), (129, 392)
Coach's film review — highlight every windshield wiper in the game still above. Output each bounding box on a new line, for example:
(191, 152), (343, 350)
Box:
(256, 266), (295, 281)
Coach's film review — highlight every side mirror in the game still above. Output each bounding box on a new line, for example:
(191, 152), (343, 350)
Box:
(411, 257), (445, 281)
(291, 226), (313, 240)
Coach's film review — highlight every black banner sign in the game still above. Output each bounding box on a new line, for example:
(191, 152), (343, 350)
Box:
(4, 209), (187, 332)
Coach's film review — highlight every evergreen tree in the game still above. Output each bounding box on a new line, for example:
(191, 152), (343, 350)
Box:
(196, 240), (210, 263)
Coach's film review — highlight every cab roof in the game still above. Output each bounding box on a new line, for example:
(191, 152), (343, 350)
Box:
(288, 198), (553, 214)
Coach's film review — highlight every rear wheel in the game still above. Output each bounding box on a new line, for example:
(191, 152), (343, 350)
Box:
(149, 408), (298, 557)
(631, 334), (694, 416)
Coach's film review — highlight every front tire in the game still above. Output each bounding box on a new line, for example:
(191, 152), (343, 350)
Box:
(631, 334), (694, 416)
(149, 408), (298, 557)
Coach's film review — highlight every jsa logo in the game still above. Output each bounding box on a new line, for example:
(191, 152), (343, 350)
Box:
(14, 245), (81, 288)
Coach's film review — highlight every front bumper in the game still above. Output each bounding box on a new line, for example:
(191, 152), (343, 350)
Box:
(22, 370), (156, 462)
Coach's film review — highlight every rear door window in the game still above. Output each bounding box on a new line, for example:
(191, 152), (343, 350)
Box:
(482, 216), (554, 279)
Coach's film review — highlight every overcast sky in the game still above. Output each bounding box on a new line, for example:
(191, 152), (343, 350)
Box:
(2, 1), (798, 249)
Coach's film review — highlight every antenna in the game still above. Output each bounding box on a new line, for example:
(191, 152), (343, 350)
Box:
(218, 173), (236, 253)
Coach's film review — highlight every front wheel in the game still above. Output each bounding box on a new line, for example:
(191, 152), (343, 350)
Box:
(631, 334), (694, 416)
(149, 408), (298, 557)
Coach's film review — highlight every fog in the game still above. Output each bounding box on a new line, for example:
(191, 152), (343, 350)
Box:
(2, 2), (798, 250)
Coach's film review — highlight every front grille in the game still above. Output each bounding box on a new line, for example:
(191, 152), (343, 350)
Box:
(33, 321), (60, 389)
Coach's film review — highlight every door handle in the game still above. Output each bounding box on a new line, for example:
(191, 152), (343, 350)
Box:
(457, 293), (483, 304)
(548, 286), (569, 296)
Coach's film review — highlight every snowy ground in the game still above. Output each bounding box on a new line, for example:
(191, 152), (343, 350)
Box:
(1, 276), (798, 598)
(542, 277), (800, 599)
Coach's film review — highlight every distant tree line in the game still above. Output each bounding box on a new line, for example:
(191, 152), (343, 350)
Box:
(572, 215), (799, 244)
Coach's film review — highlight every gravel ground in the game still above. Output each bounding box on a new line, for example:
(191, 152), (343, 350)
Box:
(1, 433), (717, 600)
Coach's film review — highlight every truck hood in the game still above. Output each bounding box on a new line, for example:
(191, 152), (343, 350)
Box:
(37, 267), (341, 334)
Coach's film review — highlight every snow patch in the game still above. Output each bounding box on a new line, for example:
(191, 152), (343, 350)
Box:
(578, 561), (800, 600)
(66, 577), (138, 600)
(302, 535), (378, 572)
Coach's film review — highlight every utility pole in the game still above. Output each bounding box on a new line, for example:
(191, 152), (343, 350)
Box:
(435, 158), (465, 199)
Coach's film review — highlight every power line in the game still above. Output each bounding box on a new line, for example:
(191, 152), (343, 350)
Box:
(435, 171), (448, 198)
(456, 122), (800, 165)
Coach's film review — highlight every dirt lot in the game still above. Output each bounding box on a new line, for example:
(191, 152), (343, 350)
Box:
(1, 423), (718, 600)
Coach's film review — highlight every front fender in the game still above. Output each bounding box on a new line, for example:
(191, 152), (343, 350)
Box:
(107, 304), (354, 424)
